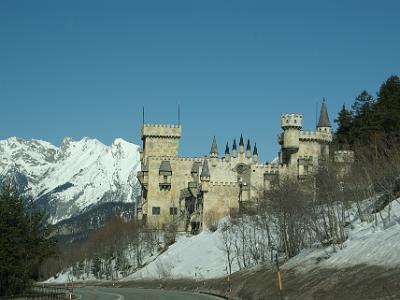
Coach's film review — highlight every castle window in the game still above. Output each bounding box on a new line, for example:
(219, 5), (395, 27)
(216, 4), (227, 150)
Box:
(170, 207), (178, 215)
(152, 206), (160, 215)
(159, 160), (172, 190)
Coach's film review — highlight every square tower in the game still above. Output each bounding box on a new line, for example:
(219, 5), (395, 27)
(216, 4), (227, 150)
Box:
(141, 124), (182, 159)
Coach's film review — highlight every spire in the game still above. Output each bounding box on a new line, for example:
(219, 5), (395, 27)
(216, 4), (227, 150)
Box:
(253, 143), (258, 156)
(200, 159), (210, 178)
(232, 139), (237, 158)
(225, 142), (230, 155)
(210, 136), (218, 156)
(232, 139), (237, 151)
(317, 98), (331, 127)
(246, 139), (251, 151)
(239, 134), (244, 146)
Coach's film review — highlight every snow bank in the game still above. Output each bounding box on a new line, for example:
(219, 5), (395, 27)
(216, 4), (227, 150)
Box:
(284, 199), (400, 271)
(123, 230), (236, 280)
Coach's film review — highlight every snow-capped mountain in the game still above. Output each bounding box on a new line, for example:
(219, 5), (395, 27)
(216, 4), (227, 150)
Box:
(0, 137), (141, 224)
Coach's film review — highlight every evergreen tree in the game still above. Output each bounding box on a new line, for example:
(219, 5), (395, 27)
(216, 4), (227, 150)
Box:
(91, 256), (102, 279)
(334, 104), (353, 147)
(351, 90), (376, 145)
(0, 184), (57, 297)
(375, 75), (400, 140)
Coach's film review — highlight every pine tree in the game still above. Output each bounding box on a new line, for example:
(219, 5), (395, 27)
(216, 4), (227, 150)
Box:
(334, 104), (353, 147)
(351, 90), (376, 145)
(0, 184), (57, 297)
(375, 75), (400, 140)
(91, 256), (102, 279)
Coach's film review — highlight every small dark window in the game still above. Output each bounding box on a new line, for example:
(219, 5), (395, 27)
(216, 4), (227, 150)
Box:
(152, 207), (160, 215)
(170, 207), (178, 215)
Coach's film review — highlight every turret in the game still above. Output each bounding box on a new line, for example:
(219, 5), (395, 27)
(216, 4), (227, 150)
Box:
(239, 134), (244, 154)
(317, 98), (332, 134)
(210, 136), (218, 158)
(210, 136), (218, 166)
(281, 114), (302, 150)
(316, 98), (332, 159)
(200, 158), (210, 192)
(253, 143), (258, 163)
(224, 142), (230, 161)
(246, 139), (251, 159)
(232, 139), (237, 158)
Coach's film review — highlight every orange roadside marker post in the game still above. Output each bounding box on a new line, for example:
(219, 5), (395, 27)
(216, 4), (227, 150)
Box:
(275, 253), (283, 300)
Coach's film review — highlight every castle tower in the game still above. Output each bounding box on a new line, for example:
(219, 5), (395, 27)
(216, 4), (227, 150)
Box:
(280, 113), (302, 165)
(232, 139), (237, 158)
(317, 98), (332, 134)
(253, 143), (258, 163)
(316, 98), (332, 159)
(224, 142), (230, 161)
(246, 139), (251, 159)
(210, 136), (218, 158)
(239, 134), (244, 155)
(200, 158), (210, 192)
(141, 124), (181, 160)
(210, 136), (218, 166)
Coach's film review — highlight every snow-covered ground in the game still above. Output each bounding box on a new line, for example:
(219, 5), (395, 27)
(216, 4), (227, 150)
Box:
(124, 198), (400, 280)
(283, 199), (400, 271)
(123, 230), (237, 280)
(45, 198), (400, 283)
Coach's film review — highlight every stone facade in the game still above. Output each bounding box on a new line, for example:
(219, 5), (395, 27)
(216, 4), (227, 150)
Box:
(137, 99), (346, 232)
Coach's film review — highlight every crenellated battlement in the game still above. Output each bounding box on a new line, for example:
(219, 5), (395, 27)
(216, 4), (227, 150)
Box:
(209, 181), (238, 187)
(299, 130), (332, 142)
(141, 124), (182, 138)
(281, 113), (303, 129)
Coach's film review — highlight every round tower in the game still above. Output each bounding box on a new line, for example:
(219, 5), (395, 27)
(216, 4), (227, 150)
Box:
(317, 98), (332, 135)
(281, 113), (302, 150)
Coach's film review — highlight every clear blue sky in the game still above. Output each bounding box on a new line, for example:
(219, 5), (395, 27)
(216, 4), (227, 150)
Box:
(1, 0), (399, 161)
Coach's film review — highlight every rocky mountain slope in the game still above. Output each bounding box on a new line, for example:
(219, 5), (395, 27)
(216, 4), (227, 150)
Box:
(0, 137), (141, 224)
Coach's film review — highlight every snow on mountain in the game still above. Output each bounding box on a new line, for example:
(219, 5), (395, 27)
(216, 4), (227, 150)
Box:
(0, 136), (141, 223)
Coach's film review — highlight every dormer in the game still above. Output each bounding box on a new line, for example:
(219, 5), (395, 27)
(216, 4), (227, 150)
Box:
(159, 160), (172, 190)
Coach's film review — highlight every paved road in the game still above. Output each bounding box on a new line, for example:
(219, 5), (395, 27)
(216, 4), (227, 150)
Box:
(76, 287), (223, 300)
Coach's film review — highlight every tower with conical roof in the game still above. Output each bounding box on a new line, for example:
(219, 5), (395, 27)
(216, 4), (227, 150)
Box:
(232, 139), (237, 158)
(246, 139), (251, 159)
(253, 143), (258, 163)
(210, 136), (218, 158)
(239, 134), (245, 155)
(317, 98), (331, 133)
(317, 98), (332, 159)
(210, 136), (218, 166)
(224, 142), (230, 161)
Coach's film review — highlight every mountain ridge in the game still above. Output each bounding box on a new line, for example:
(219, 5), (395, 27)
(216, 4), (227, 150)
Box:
(0, 136), (141, 223)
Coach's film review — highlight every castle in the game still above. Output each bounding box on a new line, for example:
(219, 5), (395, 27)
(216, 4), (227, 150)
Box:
(136, 99), (350, 232)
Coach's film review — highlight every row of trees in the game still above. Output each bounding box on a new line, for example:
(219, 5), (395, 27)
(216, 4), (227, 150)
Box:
(221, 140), (400, 273)
(40, 216), (167, 281)
(334, 75), (400, 151)
(0, 184), (57, 297)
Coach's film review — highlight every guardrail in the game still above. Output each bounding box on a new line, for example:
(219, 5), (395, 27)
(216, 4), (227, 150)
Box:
(4, 286), (69, 299)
